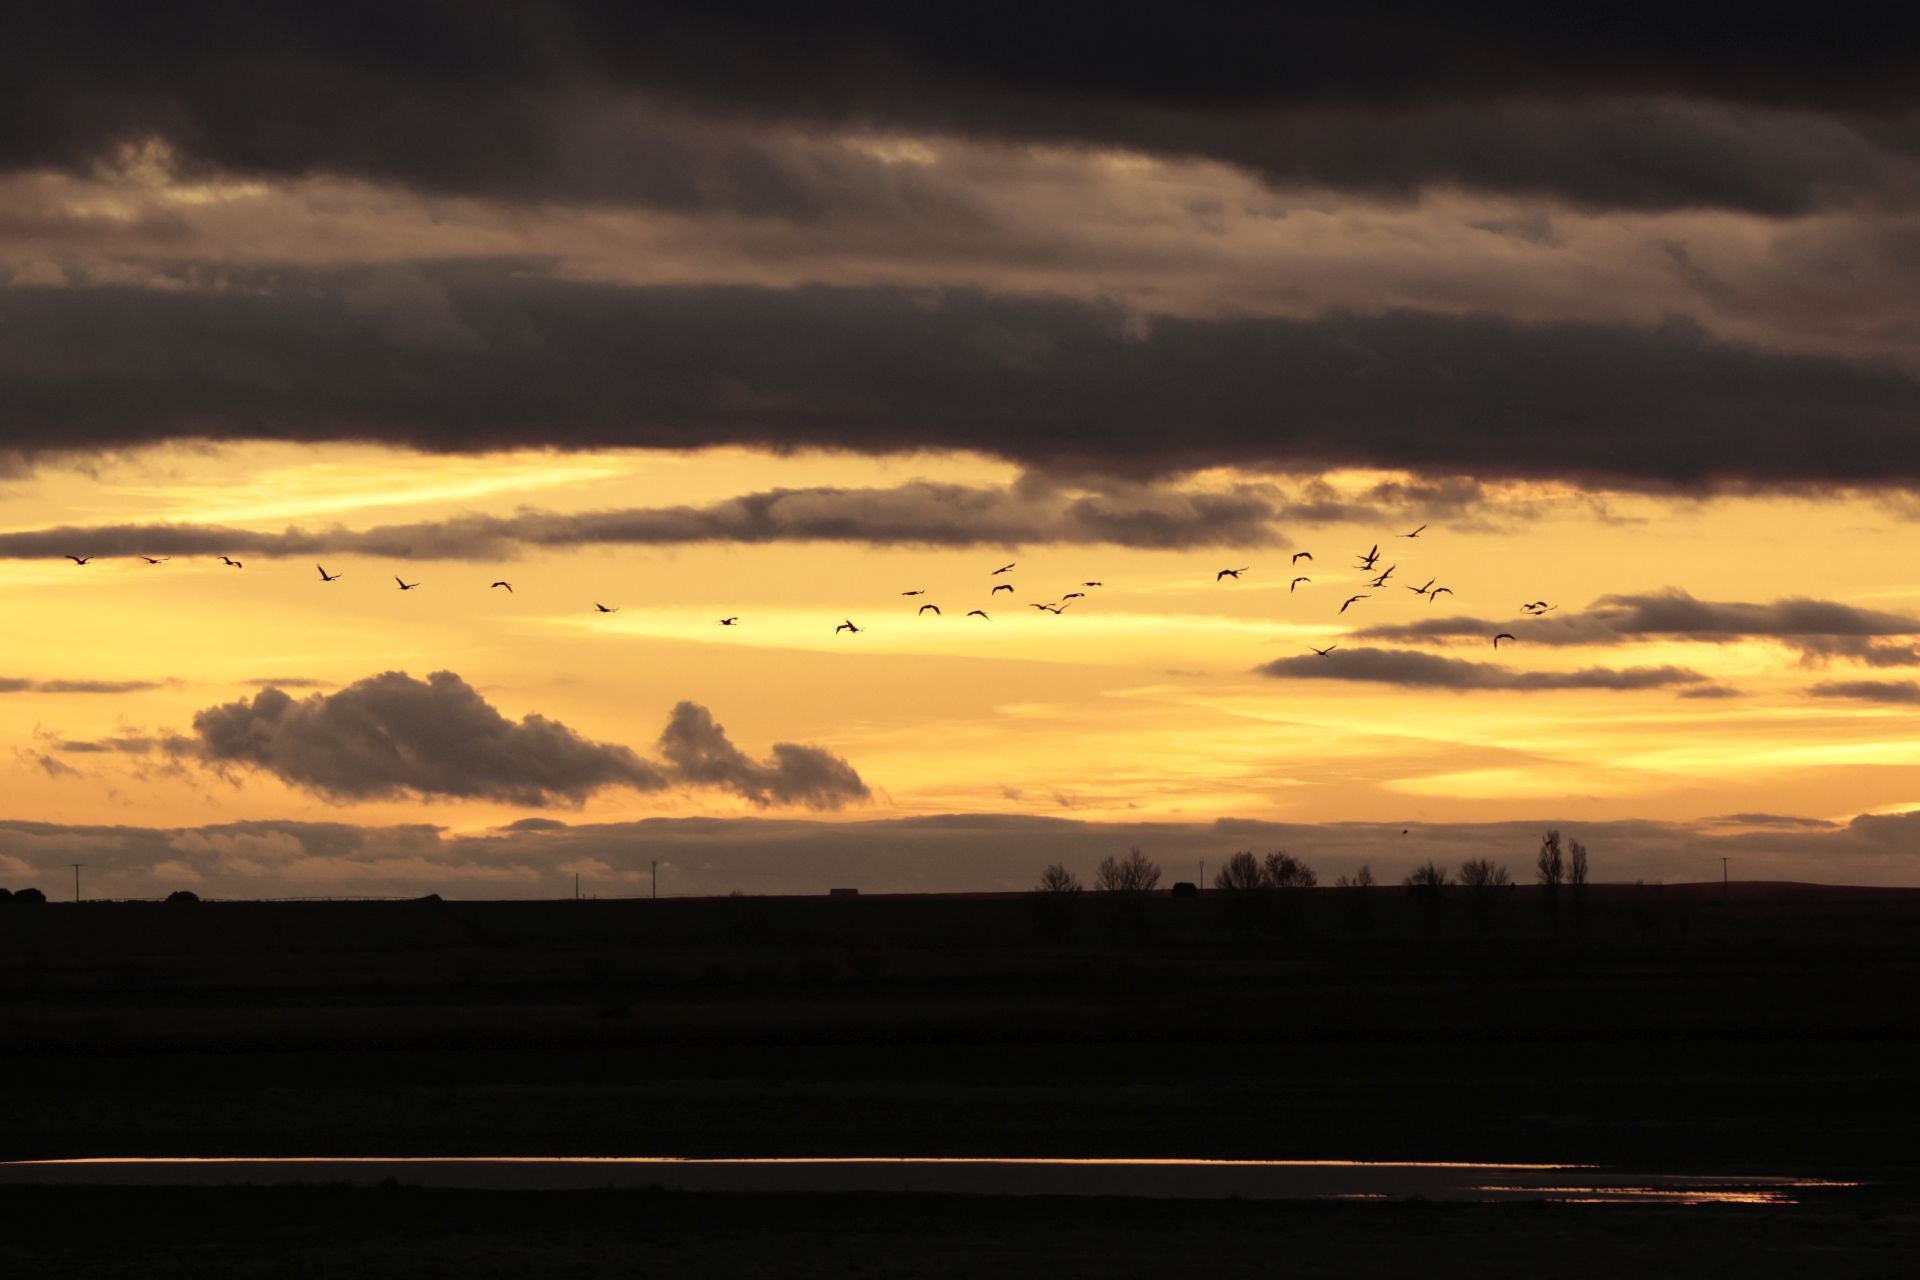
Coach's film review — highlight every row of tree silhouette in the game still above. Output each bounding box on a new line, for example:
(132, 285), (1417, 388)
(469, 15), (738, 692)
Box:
(1034, 830), (1592, 898)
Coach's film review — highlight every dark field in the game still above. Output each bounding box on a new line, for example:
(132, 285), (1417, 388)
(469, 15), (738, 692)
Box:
(2, 885), (1916, 1174)
(3, 1185), (1917, 1279)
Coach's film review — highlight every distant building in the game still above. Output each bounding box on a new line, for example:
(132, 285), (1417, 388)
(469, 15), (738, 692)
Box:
(828, 887), (860, 898)
(1169, 881), (1198, 899)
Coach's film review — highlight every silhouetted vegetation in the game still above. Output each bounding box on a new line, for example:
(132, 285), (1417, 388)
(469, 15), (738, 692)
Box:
(1334, 864), (1375, 933)
(1536, 830), (1565, 897)
(164, 890), (201, 906)
(1094, 848), (1161, 894)
(1458, 859), (1511, 889)
(1211, 851), (1265, 894)
(1033, 864), (1082, 895)
(1028, 863), (1083, 938)
(11, 886), (45, 905)
(1403, 861), (1451, 892)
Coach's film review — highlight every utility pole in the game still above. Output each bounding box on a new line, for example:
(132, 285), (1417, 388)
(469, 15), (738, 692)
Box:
(1721, 856), (1729, 899)
(70, 863), (84, 903)
(651, 860), (658, 900)
(1199, 860), (1205, 889)
(574, 872), (580, 901)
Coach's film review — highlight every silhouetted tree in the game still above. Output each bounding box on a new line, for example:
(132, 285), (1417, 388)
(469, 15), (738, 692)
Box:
(1035, 863), (1084, 894)
(1095, 848), (1162, 894)
(165, 890), (201, 906)
(1404, 861), (1451, 891)
(13, 887), (45, 905)
(1334, 865), (1375, 890)
(1569, 840), (1589, 892)
(1459, 858), (1511, 888)
(1212, 851), (1265, 893)
(0, 887), (11, 902)
(1536, 830), (1565, 894)
(1261, 852), (1317, 889)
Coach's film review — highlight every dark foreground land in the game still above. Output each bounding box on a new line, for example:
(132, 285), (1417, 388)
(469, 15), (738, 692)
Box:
(4, 1185), (1918, 1279)
(3, 884), (1918, 1173)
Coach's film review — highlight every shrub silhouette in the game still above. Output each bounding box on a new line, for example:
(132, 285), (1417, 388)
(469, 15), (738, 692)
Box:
(1261, 852), (1317, 890)
(1029, 863), (1083, 938)
(1212, 851), (1265, 893)
(1094, 848), (1162, 894)
(0, 887), (11, 902)
(165, 890), (201, 906)
(1404, 861), (1451, 891)
(1459, 858), (1511, 888)
(1536, 829), (1565, 895)
(1335, 864), (1375, 933)
(13, 887), (46, 905)
(1034, 863), (1084, 894)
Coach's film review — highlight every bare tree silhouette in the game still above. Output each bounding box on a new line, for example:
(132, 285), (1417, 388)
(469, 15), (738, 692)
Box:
(1035, 863), (1084, 895)
(1212, 851), (1265, 893)
(1095, 848), (1162, 894)
(1569, 840), (1589, 893)
(1261, 852), (1317, 890)
(1536, 829), (1566, 929)
(1459, 858), (1511, 888)
(1404, 861), (1451, 891)
(1335, 863), (1375, 934)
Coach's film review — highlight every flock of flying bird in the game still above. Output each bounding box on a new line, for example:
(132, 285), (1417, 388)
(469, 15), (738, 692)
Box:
(60, 523), (1547, 655)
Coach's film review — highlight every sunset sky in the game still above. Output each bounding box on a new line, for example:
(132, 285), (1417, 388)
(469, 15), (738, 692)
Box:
(6, 6), (1920, 895)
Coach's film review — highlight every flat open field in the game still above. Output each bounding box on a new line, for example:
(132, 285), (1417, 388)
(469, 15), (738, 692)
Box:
(1, 886), (1915, 1176)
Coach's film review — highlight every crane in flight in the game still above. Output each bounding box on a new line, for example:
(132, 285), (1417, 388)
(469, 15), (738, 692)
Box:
(901, 589), (926, 597)
(1290, 577), (1311, 592)
(490, 581), (513, 593)
(992, 563), (1016, 575)
(1340, 594), (1370, 613)
(219, 556), (243, 569)
(918, 603), (941, 615)
(966, 610), (990, 619)
(395, 577), (420, 591)
(719, 617), (739, 626)
(1429, 586), (1453, 602)
(835, 620), (862, 634)
(1402, 524), (1427, 538)
(1355, 544), (1380, 570)
(316, 565), (342, 583)
(1493, 632), (1516, 649)
(1292, 551), (1312, 564)
(1407, 578), (1434, 596)
(64, 555), (92, 565)
(138, 555), (169, 565)
(992, 583), (1014, 594)
(1310, 644), (1338, 656)
(1216, 567), (1248, 581)
(1081, 581), (1103, 587)
(594, 603), (618, 613)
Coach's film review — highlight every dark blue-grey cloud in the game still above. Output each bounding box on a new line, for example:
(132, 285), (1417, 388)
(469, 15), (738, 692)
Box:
(1254, 646), (1707, 691)
(0, 677), (168, 694)
(178, 672), (868, 808)
(1807, 680), (1920, 703)
(4, 5), (1918, 214)
(7, 269), (1920, 486)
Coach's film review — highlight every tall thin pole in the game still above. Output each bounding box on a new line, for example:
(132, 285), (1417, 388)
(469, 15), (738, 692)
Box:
(651, 860), (658, 900)
(574, 872), (580, 901)
(1721, 856), (1729, 899)
(70, 863), (83, 903)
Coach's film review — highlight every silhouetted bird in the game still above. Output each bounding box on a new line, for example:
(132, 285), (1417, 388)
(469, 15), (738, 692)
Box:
(966, 610), (989, 619)
(1429, 587), (1453, 602)
(1216, 567), (1247, 581)
(1408, 578), (1434, 595)
(1340, 594), (1369, 613)
(1369, 565), (1395, 587)
(490, 581), (512, 593)
(719, 617), (739, 626)
(316, 564), (342, 582)
(138, 555), (169, 565)
(1311, 644), (1337, 656)
(1493, 632), (1515, 649)
(1356, 544), (1380, 570)
(836, 620), (862, 634)
(918, 603), (940, 615)
(65, 555), (91, 565)
(1082, 581), (1103, 587)
(1062, 592), (1085, 600)
(395, 577), (419, 591)
(992, 563), (1015, 575)
(1402, 524), (1427, 538)
(1290, 577), (1311, 592)
(992, 583), (1014, 594)
(594, 603), (618, 613)
(219, 556), (243, 568)
(902, 590), (926, 596)
(1292, 551), (1312, 564)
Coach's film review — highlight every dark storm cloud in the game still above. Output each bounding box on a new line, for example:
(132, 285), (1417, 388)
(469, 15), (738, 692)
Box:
(1806, 680), (1920, 703)
(1254, 647), (1706, 691)
(4, 5), (1918, 213)
(0, 677), (167, 694)
(658, 702), (870, 810)
(7, 267), (1920, 486)
(1359, 590), (1920, 658)
(180, 671), (868, 808)
(0, 481), (1300, 560)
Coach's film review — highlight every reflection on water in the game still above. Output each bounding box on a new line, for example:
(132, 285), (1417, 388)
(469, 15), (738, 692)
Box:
(0, 1157), (1859, 1206)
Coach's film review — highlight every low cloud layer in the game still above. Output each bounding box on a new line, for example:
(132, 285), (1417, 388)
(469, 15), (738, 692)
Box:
(0, 677), (168, 694)
(1255, 646), (1707, 691)
(7, 269), (1920, 486)
(3, 809), (1918, 900)
(164, 672), (867, 809)
(1358, 589), (1920, 665)
(1807, 680), (1920, 704)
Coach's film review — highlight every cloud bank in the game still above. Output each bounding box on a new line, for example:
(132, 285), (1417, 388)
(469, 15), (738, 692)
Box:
(1254, 647), (1707, 691)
